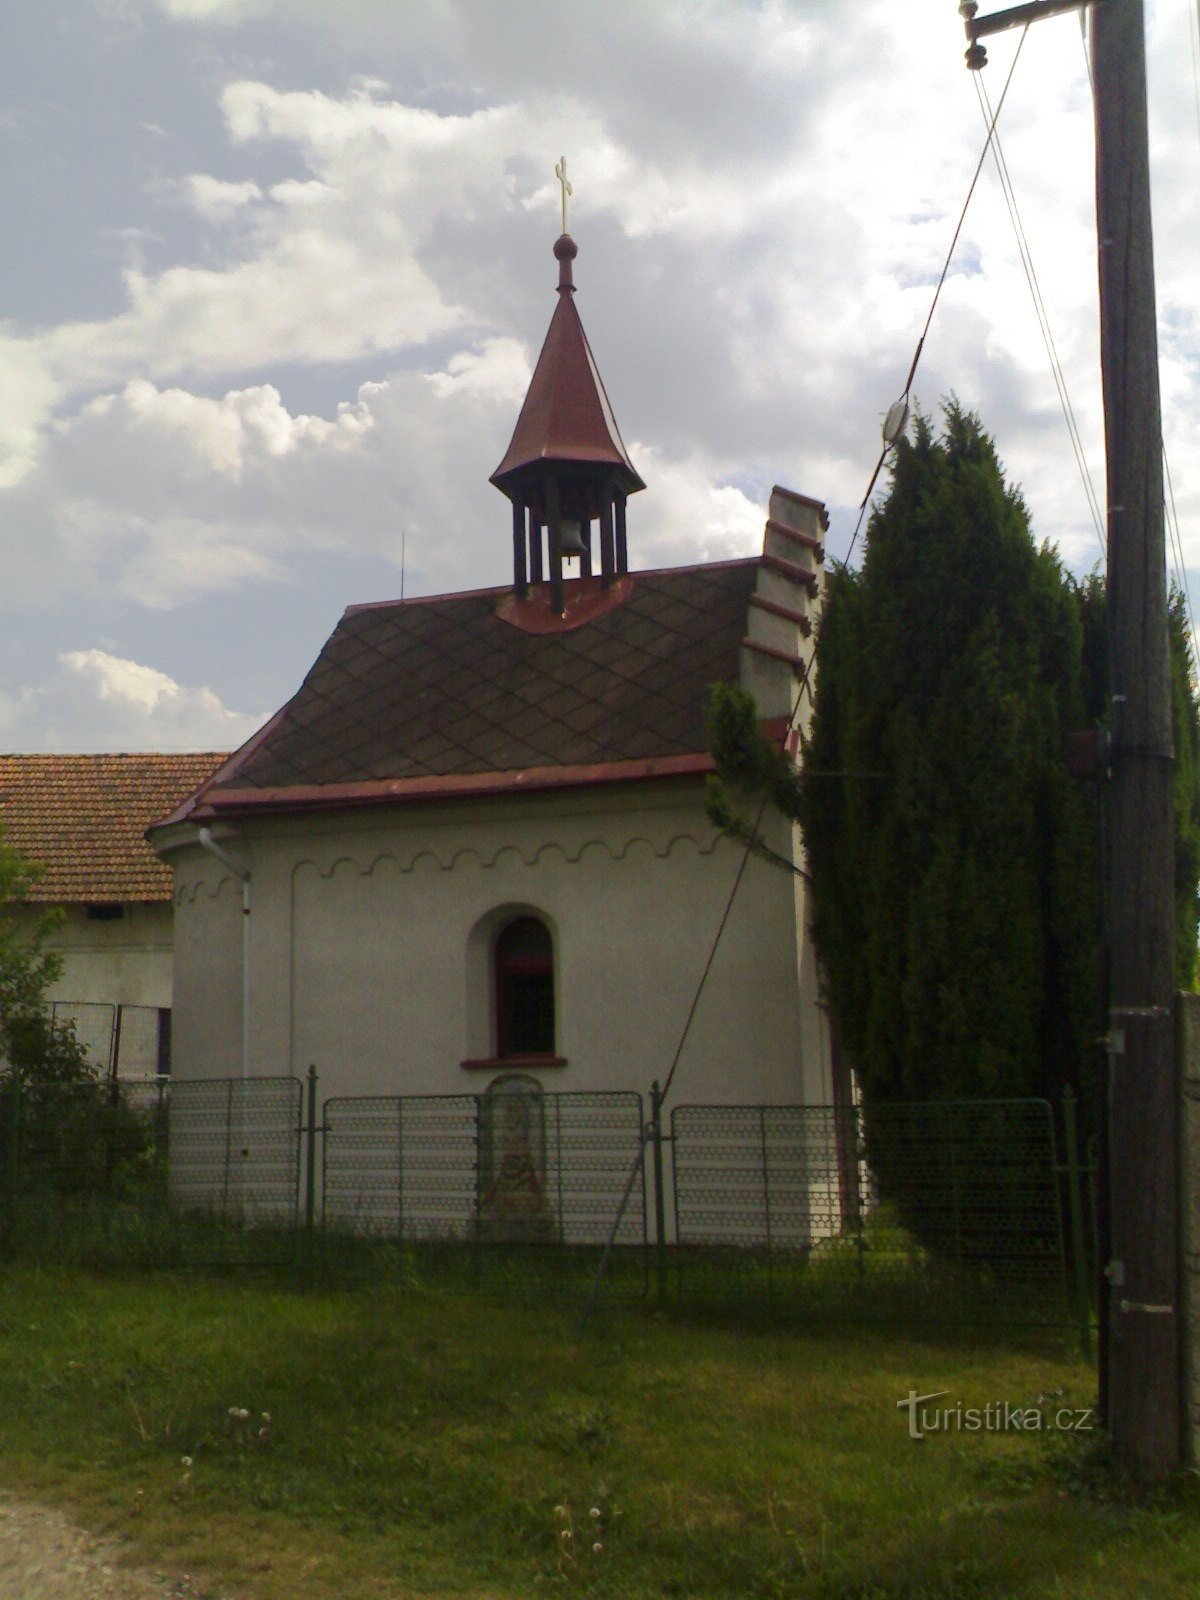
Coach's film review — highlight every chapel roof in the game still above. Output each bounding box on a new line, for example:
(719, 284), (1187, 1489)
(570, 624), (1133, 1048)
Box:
(162, 560), (762, 824)
(0, 752), (227, 902)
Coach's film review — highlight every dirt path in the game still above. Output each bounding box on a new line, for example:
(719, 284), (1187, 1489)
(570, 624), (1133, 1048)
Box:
(0, 1494), (231, 1600)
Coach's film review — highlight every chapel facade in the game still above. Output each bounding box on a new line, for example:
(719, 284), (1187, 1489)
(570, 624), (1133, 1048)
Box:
(149, 225), (835, 1116)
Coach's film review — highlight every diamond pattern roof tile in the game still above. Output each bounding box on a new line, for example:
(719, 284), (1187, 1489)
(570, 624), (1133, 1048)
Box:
(189, 561), (761, 813)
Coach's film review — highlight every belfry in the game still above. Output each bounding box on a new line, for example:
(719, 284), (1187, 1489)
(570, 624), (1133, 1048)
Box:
(490, 159), (644, 613)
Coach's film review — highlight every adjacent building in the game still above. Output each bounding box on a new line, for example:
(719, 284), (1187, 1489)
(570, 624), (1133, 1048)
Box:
(0, 752), (224, 1072)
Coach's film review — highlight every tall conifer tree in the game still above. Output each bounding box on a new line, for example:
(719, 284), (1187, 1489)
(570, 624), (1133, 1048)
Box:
(709, 404), (1200, 1255)
(797, 403), (1100, 1110)
(709, 404), (1200, 1132)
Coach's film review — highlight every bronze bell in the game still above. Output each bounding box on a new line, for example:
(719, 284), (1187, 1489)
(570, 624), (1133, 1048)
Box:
(558, 520), (588, 559)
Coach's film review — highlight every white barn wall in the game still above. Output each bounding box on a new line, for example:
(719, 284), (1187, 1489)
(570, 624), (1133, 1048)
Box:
(8, 902), (176, 1009)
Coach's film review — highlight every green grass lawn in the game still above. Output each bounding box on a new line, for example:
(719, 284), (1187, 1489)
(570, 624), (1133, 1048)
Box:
(0, 1264), (1194, 1598)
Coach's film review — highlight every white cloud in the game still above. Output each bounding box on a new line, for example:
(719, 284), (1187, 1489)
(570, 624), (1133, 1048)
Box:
(184, 174), (263, 224)
(0, 350), (499, 611)
(631, 447), (764, 570)
(0, 650), (264, 753)
(150, 0), (268, 18)
(424, 339), (530, 405)
(0, 0), (1194, 753)
(1, 15), (1179, 567)
(74, 378), (371, 483)
(43, 232), (462, 396)
(0, 333), (66, 488)
(2, 378), (369, 610)
(1, 82), (508, 474)
(0, 329), (773, 616)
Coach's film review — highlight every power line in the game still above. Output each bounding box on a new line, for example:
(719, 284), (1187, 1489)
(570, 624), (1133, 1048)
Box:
(658, 37), (1041, 1106)
(1183, 0), (1200, 639)
(973, 69), (1107, 555)
(1079, 16), (1195, 648)
(1164, 446), (1195, 641)
(584, 17), (1043, 1317)
(854, 27), (1031, 533)
(657, 670), (811, 1104)
(979, 27), (1192, 662)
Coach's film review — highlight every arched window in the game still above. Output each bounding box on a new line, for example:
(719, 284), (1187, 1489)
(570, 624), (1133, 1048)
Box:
(494, 915), (555, 1058)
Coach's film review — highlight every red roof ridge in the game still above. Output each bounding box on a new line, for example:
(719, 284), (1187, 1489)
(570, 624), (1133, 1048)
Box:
(149, 710), (290, 830)
(0, 750), (227, 761)
(171, 751), (719, 822)
(343, 554), (762, 618)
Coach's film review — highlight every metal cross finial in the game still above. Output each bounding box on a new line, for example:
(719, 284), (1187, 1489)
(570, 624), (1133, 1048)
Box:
(555, 155), (572, 234)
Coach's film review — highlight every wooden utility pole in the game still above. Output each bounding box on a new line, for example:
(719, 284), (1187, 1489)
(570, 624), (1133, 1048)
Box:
(1093, 0), (1179, 1480)
(963, 0), (1179, 1478)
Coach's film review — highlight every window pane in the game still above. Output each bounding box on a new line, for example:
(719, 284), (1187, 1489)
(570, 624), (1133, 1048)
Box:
(495, 916), (555, 1057)
(502, 970), (555, 1055)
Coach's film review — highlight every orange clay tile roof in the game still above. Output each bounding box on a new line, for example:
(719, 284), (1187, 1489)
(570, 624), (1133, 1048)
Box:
(0, 753), (226, 903)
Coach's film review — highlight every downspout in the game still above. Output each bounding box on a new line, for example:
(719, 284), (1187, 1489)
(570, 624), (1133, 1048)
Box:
(198, 827), (251, 1081)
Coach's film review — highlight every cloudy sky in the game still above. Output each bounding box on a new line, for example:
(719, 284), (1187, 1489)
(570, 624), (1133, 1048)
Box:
(0, 0), (1196, 752)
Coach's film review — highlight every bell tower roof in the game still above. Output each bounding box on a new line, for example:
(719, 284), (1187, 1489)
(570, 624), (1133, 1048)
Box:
(490, 232), (644, 498)
(492, 165), (643, 614)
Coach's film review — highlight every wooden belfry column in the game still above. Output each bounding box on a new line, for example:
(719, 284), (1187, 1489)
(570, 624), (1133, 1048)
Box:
(489, 158), (645, 611)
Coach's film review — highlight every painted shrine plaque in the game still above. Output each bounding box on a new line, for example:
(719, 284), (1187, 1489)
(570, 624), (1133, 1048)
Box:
(478, 1078), (558, 1242)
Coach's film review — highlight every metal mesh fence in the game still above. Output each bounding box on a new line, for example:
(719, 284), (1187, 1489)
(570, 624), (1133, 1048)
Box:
(114, 1007), (169, 1077)
(671, 1104), (853, 1248)
(49, 1002), (117, 1073)
(671, 1098), (1072, 1323)
(48, 1003), (170, 1077)
(11, 1077), (166, 1202)
(322, 1088), (646, 1293)
(169, 1077), (302, 1227)
(0, 1068), (1086, 1326)
(0, 1075), (300, 1266)
(324, 1095), (479, 1239)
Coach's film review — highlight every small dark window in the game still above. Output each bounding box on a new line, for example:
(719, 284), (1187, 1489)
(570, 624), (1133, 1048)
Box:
(85, 904), (125, 922)
(494, 916), (555, 1057)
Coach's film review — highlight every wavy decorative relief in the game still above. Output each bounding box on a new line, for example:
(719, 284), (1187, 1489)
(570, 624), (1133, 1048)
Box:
(288, 828), (719, 883)
(175, 874), (242, 908)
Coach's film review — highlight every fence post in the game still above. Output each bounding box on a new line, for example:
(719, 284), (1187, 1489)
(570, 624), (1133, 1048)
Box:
(153, 1077), (169, 1200)
(759, 1107), (774, 1301)
(650, 1080), (668, 1302)
(3, 1074), (21, 1237)
(841, 1103), (866, 1289)
(305, 1065), (318, 1267)
(156, 1009), (172, 1079)
(948, 1105), (963, 1264)
(111, 1005), (124, 1087)
(222, 1079), (234, 1213)
(1062, 1087), (1093, 1361)
(396, 1098), (404, 1246)
(104, 1013), (122, 1196)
